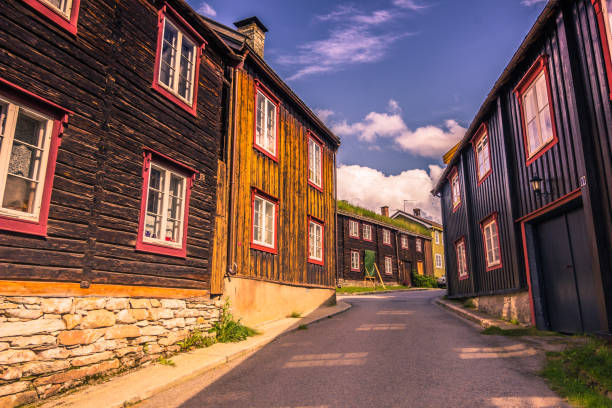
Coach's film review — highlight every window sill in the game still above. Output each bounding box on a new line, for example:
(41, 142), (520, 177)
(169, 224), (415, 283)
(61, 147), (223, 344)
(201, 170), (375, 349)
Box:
(23, 0), (80, 35)
(308, 258), (324, 266)
(250, 242), (277, 255)
(308, 180), (323, 192)
(0, 215), (47, 237)
(152, 82), (197, 117)
(135, 240), (186, 258)
(253, 144), (279, 162)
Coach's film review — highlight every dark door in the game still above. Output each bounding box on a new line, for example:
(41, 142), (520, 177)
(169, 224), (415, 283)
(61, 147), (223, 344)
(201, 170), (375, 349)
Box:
(535, 207), (601, 333)
(402, 261), (412, 286)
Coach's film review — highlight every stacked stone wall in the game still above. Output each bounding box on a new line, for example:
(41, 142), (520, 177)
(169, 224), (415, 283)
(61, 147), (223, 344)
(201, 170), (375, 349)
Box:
(0, 295), (221, 407)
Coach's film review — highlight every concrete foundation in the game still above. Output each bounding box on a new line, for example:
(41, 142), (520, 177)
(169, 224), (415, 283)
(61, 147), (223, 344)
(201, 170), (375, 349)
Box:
(472, 291), (531, 325)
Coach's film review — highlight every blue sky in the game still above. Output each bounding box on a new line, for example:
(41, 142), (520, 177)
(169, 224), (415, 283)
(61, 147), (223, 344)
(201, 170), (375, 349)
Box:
(189, 0), (548, 219)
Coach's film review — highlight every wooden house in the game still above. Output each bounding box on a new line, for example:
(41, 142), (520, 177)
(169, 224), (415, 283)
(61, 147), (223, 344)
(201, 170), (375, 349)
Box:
(0, 0), (240, 404)
(205, 17), (341, 325)
(336, 203), (432, 287)
(433, 0), (612, 334)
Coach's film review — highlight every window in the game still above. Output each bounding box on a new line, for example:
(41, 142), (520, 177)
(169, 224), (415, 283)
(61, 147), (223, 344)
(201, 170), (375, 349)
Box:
(136, 151), (196, 258)
(153, 4), (205, 116)
(384, 256), (393, 275)
(401, 235), (408, 249)
(481, 214), (502, 270)
(0, 79), (70, 237)
(473, 124), (491, 183)
(416, 239), (422, 252)
(250, 189), (278, 254)
(308, 134), (322, 190)
(349, 220), (359, 238)
(514, 55), (558, 166)
(593, 0), (612, 100)
(308, 217), (324, 265)
(435, 230), (440, 244)
(449, 167), (461, 211)
(254, 82), (279, 160)
(435, 254), (443, 269)
(382, 229), (391, 246)
(23, 0), (81, 34)
(455, 238), (468, 280)
(350, 250), (360, 271)
(362, 224), (372, 241)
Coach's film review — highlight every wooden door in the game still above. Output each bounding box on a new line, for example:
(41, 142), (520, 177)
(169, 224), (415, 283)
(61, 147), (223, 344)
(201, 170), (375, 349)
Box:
(417, 261), (424, 276)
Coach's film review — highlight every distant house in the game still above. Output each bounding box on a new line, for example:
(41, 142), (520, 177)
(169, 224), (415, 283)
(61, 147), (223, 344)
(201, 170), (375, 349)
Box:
(336, 202), (432, 286)
(391, 209), (445, 279)
(433, 0), (612, 334)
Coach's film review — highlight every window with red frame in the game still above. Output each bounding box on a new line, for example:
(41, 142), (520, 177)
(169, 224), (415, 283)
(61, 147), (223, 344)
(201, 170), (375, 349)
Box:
(0, 80), (69, 237)
(136, 152), (195, 257)
(382, 229), (391, 245)
(308, 134), (322, 190)
(401, 235), (408, 249)
(481, 215), (502, 270)
(362, 224), (372, 241)
(593, 0), (612, 100)
(255, 85), (278, 159)
(308, 218), (324, 264)
(474, 125), (491, 183)
(23, 0), (81, 34)
(251, 190), (277, 253)
(416, 238), (422, 252)
(450, 169), (461, 210)
(153, 5), (205, 115)
(455, 238), (468, 280)
(350, 250), (360, 271)
(349, 220), (359, 238)
(515, 56), (557, 164)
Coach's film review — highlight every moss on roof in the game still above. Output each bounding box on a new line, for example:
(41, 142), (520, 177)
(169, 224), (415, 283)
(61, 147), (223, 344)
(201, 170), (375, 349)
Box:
(337, 201), (432, 238)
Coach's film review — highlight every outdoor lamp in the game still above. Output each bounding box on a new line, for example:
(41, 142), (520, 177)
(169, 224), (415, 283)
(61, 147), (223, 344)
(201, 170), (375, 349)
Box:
(530, 175), (543, 195)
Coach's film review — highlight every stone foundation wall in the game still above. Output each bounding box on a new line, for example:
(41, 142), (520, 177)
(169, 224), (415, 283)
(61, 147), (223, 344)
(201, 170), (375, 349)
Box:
(473, 291), (531, 325)
(0, 295), (222, 407)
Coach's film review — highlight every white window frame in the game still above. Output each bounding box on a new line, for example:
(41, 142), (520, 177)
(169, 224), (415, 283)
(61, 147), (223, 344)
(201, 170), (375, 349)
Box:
(308, 136), (322, 189)
(350, 250), (360, 271)
(435, 254), (443, 269)
(308, 219), (323, 263)
(416, 239), (422, 252)
(252, 193), (276, 249)
(451, 171), (461, 209)
(0, 99), (54, 223)
(382, 229), (391, 245)
(435, 230), (440, 244)
(349, 220), (359, 238)
(41, 0), (73, 19)
(255, 89), (277, 157)
(384, 256), (393, 275)
(401, 235), (408, 249)
(142, 161), (187, 249)
(475, 131), (491, 181)
(362, 224), (372, 241)
(158, 17), (198, 105)
(482, 217), (501, 269)
(456, 240), (468, 279)
(521, 70), (554, 159)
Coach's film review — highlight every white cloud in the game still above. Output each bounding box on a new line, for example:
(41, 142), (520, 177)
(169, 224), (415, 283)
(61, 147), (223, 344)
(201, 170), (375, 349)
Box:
(314, 109), (335, 123)
(392, 0), (429, 10)
(197, 2), (216, 17)
(331, 100), (465, 158)
(337, 164), (443, 223)
(520, 0), (546, 5)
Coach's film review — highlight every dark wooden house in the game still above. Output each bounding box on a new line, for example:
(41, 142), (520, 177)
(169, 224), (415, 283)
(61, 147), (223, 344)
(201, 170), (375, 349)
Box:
(336, 204), (432, 287)
(206, 17), (341, 325)
(433, 0), (612, 334)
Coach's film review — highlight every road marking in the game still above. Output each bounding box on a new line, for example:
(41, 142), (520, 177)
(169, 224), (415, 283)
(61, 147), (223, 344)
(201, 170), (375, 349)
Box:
(356, 323), (406, 331)
(284, 353), (368, 368)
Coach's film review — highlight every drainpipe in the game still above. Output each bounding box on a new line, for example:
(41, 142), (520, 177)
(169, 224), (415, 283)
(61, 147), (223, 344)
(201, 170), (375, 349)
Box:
(225, 65), (239, 279)
(394, 232), (402, 285)
(334, 154), (339, 287)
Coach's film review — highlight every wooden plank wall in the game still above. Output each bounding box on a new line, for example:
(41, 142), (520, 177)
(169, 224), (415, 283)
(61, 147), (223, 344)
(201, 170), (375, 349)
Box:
(227, 69), (336, 288)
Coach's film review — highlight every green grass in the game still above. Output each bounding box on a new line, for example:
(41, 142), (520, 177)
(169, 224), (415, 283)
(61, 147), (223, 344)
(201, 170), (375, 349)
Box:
(288, 312), (302, 318)
(177, 329), (216, 351)
(157, 356), (175, 366)
(211, 300), (259, 343)
(336, 285), (411, 294)
(297, 324), (308, 330)
(337, 200), (432, 237)
(482, 325), (560, 337)
(541, 338), (612, 407)
(463, 298), (476, 309)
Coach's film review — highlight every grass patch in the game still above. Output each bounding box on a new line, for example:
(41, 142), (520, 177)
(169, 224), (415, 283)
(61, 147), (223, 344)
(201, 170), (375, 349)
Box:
(177, 329), (216, 351)
(297, 324), (308, 330)
(157, 356), (175, 366)
(411, 273), (438, 288)
(463, 298), (476, 309)
(336, 285), (410, 294)
(211, 300), (259, 343)
(541, 338), (612, 407)
(482, 325), (560, 337)
(289, 312), (302, 318)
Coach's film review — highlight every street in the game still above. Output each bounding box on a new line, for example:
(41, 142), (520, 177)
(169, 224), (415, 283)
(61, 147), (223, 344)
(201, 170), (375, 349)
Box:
(138, 290), (566, 408)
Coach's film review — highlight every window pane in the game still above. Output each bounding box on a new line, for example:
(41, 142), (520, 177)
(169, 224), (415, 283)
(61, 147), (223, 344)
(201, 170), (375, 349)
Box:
(264, 201), (274, 245)
(178, 37), (195, 101)
(145, 167), (164, 240)
(527, 119), (539, 154)
(161, 21), (179, 88)
(145, 213), (162, 240)
(524, 88), (537, 122)
(253, 198), (262, 243)
(539, 108), (553, 144)
(535, 74), (549, 112)
(266, 101), (276, 154)
(256, 93), (265, 147)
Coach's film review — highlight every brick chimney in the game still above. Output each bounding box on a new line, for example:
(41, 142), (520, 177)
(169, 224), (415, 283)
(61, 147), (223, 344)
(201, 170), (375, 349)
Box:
(381, 206), (389, 218)
(413, 208), (421, 217)
(234, 17), (268, 59)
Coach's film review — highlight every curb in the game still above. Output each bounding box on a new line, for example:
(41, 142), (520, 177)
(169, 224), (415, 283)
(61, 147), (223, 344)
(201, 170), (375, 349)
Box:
(434, 297), (498, 328)
(337, 288), (440, 296)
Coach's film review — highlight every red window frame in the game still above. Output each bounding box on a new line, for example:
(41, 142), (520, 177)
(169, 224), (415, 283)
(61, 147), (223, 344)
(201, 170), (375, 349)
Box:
(23, 0), (81, 35)
(307, 215), (324, 265)
(0, 78), (72, 237)
(136, 149), (197, 258)
(350, 250), (360, 272)
(152, 3), (206, 117)
(348, 219), (360, 239)
(593, 0), (612, 100)
(362, 224), (373, 242)
(513, 55), (559, 166)
(384, 256), (393, 275)
(471, 123), (492, 185)
(382, 229), (392, 246)
(480, 213), (503, 271)
(253, 80), (280, 162)
(400, 235), (409, 249)
(455, 237), (468, 280)
(307, 131), (323, 192)
(250, 187), (279, 254)
(448, 166), (461, 212)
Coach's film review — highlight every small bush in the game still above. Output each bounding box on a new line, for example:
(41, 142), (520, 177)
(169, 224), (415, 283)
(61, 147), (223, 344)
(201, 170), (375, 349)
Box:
(289, 312), (302, 318)
(463, 298), (476, 309)
(157, 356), (175, 366)
(482, 325), (559, 337)
(411, 273), (438, 288)
(211, 300), (258, 343)
(298, 324), (308, 330)
(177, 329), (216, 351)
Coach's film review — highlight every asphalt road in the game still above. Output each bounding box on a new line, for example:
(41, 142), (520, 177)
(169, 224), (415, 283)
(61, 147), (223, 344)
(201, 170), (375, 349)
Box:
(139, 290), (567, 408)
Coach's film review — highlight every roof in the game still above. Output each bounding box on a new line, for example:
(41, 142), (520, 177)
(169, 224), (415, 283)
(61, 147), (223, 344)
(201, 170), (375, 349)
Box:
(337, 210), (432, 240)
(442, 143), (460, 164)
(391, 210), (443, 230)
(432, 0), (559, 194)
(234, 16), (269, 33)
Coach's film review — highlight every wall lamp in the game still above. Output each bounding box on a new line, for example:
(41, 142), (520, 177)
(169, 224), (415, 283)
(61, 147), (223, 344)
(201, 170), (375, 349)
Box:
(530, 175), (549, 196)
